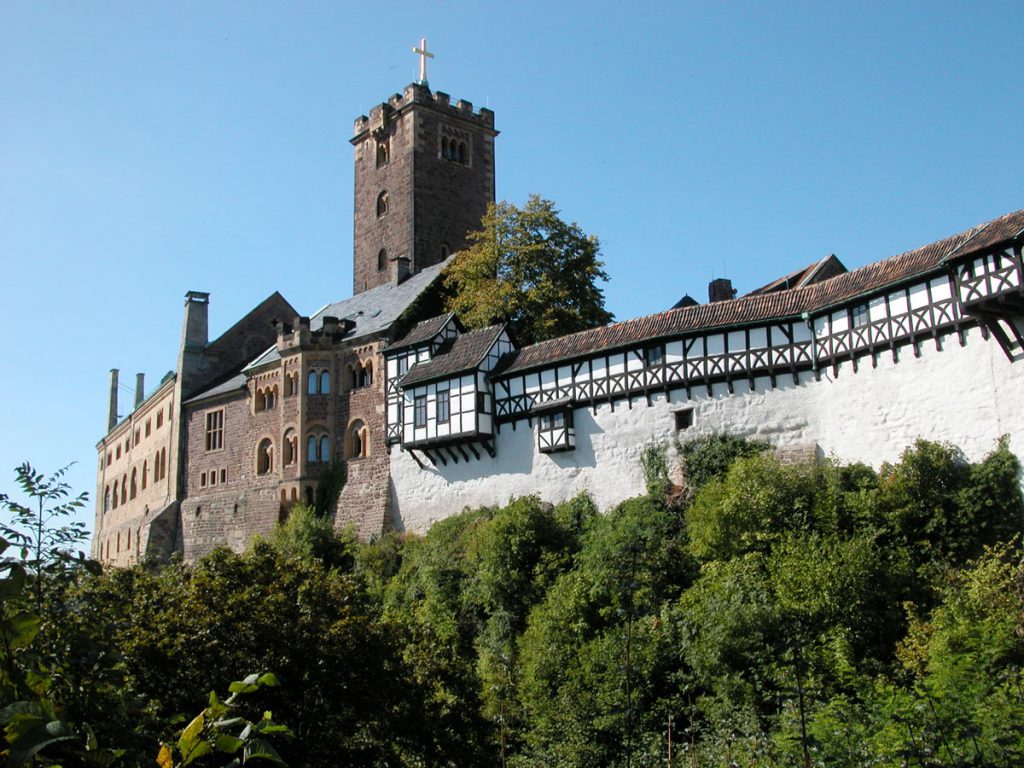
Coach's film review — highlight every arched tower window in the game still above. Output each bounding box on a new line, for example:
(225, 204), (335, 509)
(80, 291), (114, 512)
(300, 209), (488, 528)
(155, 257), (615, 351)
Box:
(130, 468), (137, 500)
(306, 434), (319, 464)
(256, 439), (274, 475)
(307, 371), (318, 395)
(121, 475), (128, 504)
(104, 486), (111, 512)
(348, 420), (369, 459)
(283, 429), (297, 465)
(112, 484), (119, 509)
(376, 139), (389, 167)
(377, 248), (387, 272)
(457, 141), (467, 164)
(376, 191), (389, 217)
(141, 460), (148, 490)
(440, 243), (450, 259)
(319, 435), (331, 463)
(319, 370), (330, 394)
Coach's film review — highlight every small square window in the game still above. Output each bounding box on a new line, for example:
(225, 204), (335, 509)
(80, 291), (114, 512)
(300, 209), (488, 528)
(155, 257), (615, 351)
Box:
(645, 345), (664, 367)
(851, 304), (869, 328)
(674, 408), (694, 431)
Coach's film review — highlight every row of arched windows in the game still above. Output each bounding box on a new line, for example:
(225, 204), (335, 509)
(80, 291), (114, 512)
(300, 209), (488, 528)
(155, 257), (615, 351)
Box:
(308, 369), (330, 395)
(254, 422), (370, 476)
(348, 359), (374, 389)
(104, 405), (170, 467)
(101, 526), (141, 561)
(441, 136), (468, 165)
(254, 384), (278, 412)
(103, 448), (166, 513)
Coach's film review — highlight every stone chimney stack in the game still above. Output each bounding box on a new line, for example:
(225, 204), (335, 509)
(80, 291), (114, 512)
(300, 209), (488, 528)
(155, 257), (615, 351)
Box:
(108, 369), (119, 432)
(177, 291), (211, 398)
(391, 255), (412, 287)
(134, 373), (145, 409)
(708, 278), (736, 303)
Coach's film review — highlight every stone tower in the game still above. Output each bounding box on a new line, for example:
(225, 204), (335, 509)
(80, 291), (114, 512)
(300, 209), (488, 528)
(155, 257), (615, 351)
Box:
(351, 83), (497, 294)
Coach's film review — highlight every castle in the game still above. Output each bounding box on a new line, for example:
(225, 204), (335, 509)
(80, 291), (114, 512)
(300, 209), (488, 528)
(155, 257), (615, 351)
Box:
(92, 70), (1024, 565)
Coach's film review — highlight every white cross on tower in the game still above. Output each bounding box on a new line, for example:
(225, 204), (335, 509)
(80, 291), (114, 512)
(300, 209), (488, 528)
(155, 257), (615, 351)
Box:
(412, 37), (434, 87)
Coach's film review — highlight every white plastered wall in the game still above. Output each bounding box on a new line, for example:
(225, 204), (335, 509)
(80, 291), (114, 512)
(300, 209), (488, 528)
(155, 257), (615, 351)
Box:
(390, 326), (1024, 533)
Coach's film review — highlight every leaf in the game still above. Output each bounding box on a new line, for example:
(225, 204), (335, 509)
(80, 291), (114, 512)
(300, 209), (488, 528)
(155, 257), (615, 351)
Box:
(177, 712), (205, 762)
(4, 611), (41, 648)
(242, 737), (286, 765)
(6, 719), (76, 766)
(256, 672), (279, 688)
(181, 740), (212, 766)
(156, 744), (174, 768)
(214, 733), (245, 754)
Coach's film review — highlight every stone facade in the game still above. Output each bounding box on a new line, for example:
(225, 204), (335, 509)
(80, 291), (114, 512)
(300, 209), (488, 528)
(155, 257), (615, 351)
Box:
(352, 83), (496, 294)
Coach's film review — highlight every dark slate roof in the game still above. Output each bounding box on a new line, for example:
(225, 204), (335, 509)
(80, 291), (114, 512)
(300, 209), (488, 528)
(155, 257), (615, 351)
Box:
(243, 259), (451, 371)
(184, 373), (247, 405)
(497, 208), (1024, 376)
(400, 325), (506, 387)
(385, 313), (458, 353)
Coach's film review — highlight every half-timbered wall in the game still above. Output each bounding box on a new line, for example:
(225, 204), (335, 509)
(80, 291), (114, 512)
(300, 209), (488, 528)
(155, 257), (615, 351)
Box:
(387, 262), (1024, 533)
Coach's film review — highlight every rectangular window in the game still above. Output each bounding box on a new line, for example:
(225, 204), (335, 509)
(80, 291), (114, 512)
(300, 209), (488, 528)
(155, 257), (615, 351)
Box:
(645, 345), (664, 367)
(674, 408), (694, 431)
(476, 392), (489, 414)
(397, 356), (410, 376)
(220, 468), (226, 484)
(205, 409), (224, 451)
(200, 472), (207, 488)
(437, 390), (450, 423)
(414, 395), (427, 428)
(540, 411), (565, 430)
(851, 303), (869, 328)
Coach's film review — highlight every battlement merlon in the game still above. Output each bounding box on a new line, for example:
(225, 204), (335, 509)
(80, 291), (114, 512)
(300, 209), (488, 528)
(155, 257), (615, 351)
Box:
(351, 83), (497, 144)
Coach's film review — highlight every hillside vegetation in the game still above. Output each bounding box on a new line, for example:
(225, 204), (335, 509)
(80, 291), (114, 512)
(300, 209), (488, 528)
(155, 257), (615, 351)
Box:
(3, 437), (1023, 767)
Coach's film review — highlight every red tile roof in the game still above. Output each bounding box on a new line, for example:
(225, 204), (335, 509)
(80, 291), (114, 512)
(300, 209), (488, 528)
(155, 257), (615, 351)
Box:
(497, 208), (1024, 376)
(400, 324), (506, 387)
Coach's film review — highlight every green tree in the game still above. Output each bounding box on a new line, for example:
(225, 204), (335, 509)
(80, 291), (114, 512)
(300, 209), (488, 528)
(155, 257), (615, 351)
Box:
(443, 195), (613, 345)
(0, 463), (89, 613)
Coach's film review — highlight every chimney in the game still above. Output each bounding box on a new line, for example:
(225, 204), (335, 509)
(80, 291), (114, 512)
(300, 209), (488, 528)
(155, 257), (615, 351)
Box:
(708, 278), (736, 303)
(134, 373), (145, 409)
(321, 316), (339, 337)
(108, 369), (119, 431)
(177, 291), (211, 398)
(182, 291), (210, 351)
(391, 254), (412, 286)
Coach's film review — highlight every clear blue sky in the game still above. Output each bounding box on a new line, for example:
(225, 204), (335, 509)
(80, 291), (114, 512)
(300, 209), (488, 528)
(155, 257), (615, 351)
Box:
(2, 1), (1022, 535)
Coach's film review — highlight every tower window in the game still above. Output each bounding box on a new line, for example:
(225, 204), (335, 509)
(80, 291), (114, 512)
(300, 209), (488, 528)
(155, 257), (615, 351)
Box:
(377, 191), (389, 217)
(348, 420), (369, 459)
(376, 139), (389, 167)
(377, 248), (387, 272)
(256, 439), (274, 475)
(440, 243), (450, 259)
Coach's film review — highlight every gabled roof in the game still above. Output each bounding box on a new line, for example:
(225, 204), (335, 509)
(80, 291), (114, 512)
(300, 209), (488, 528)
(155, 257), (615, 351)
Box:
(400, 324), (506, 387)
(746, 254), (847, 296)
(243, 259), (451, 371)
(385, 312), (460, 353)
(496, 208), (1024, 377)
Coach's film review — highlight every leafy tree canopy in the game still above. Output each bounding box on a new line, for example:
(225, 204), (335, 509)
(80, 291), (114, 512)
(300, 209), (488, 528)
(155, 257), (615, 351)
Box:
(443, 195), (613, 345)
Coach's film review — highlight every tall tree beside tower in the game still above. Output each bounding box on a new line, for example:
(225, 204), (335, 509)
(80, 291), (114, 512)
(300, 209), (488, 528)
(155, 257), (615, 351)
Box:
(443, 195), (614, 345)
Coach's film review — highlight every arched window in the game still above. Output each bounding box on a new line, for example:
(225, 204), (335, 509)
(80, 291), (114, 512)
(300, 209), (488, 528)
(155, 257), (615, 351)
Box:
(319, 435), (331, 463)
(130, 468), (137, 500)
(266, 386), (277, 410)
(319, 370), (330, 394)
(376, 140), (389, 167)
(377, 248), (387, 272)
(457, 141), (467, 164)
(440, 243), (450, 259)
(156, 411), (163, 429)
(348, 364), (358, 390)
(141, 460), (148, 490)
(306, 434), (318, 464)
(348, 420), (368, 459)
(283, 429), (297, 465)
(104, 486), (111, 512)
(376, 191), (389, 217)
(307, 371), (318, 394)
(359, 360), (373, 388)
(136, 527), (141, 553)
(121, 475), (128, 504)
(112, 483), (119, 509)
(255, 388), (267, 412)
(257, 439), (274, 475)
